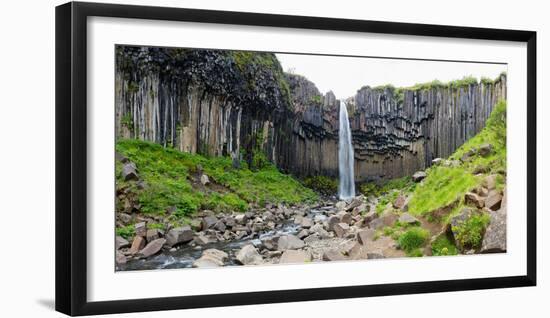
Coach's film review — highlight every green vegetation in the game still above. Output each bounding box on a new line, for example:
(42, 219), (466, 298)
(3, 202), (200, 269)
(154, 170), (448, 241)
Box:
(407, 100), (506, 218)
(121, 114), (133, 130)
(431, 235), (459, 256)
(452, 213), (490, 249)
(360, 176), (415, 198)
(116, 139), (317, 219)
(303, 175), (338, 195)
(115, 225), (135, 240)
(398, 227), (429, 256)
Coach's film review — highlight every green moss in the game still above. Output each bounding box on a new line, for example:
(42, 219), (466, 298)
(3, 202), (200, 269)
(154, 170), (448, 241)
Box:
(452, 213), (490, 249)
(407, 248), (424, 257)
(303, 175), (338, 195)
(115, 224), (135, 240)
(398, 227), (429, 253)
(431, 235), (459, 256)
(116, 139), (317, 218)
(360, 176), (414, 198)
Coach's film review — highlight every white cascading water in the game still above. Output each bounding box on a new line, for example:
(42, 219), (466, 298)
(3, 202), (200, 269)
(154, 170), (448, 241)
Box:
(338, 100), (356, 200)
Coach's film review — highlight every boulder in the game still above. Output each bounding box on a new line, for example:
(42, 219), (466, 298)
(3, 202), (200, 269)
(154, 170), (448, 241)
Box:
(393, 195), (407, 210)
(194, 234), (211, 245)
(310, 223), (330, 239)
(300, 217), (314, 228)
(362, 210), (377, 225)
(335, 201), (347, 210)
(412, 171), (427, 182)
(333, 223), (350, 238)
(398, 213), (419, 225)
(322, 249), (347, 261)
(481, 207), (507, 253)
(475, 186), (489, 197)
(279, 250), (312, 264)
(356, 229), (376, 245)
(189, 219), (203, 231)
(192, 257), (221, 268)
(485, 191), (503, 211)
(122, 163), (139, 181)
(224, 216), (236, 228)
(303, 234), (320, 243)
(346, 196), (364, 211)
(336, 211), (352, 225)
(129, 236), (146, 254)
(115, 236), (130, 250)
(192, 250), (228, 268)
(234, 214), (248, 225)
(115, 251), (127, 265)
(201, 216), (218, 230)
(478, 143), (493, 157)
(165, 226), (194, 247)
(213, 220), (227, 232)
(236, 245), (263, 265)
(277, 235), (305, 250)
(202, 248), (228, 263)
(432, 158), (444, 165)
(351, 203), (368, 216)
(483, 175), (498, 190)
(139, 238), (166, 258)
(200, 174), (210, 185)
(134, 222), (147, 237)
(327, 215), (341, 231)
(146, 229), (160, 242)
(297, 229), (309, 239)
(465, 192), (485, 209)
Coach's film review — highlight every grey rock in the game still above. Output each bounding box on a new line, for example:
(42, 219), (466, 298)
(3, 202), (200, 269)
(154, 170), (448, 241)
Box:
(279, 250), (312, 264)
(465, 192), (485, 209)
(236, 245), (263, 265)
(115, 236), (130, 250)
(478, 143), (493, 157)
(322, 249), (347, 261)
(300, 217), (314, 228)
(333, 223), (350, 238)
(134, 222), (147, 237)
(277, 234), (305, 250)
(122, 163), (139, 181)
(165, 226), (194, 247)
(412, 171), (427, 182)
(398, 213), (419, 225)
(200, 174), (210, 185)
(485, 191), (503, 211)
(115, 251), (127, 265)
(201, 216), (218, 230)
(139, 238), (166, 258)
(129, 236), (146, 255)
(146, 229), (160, 242)
(356, 229), (376, 245)
(481, 207), (507, 253)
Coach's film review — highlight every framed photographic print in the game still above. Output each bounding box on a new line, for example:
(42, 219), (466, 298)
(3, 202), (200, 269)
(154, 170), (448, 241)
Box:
(55, 1), (536, 316)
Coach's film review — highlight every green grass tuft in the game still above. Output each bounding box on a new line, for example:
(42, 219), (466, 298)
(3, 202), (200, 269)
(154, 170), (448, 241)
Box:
(398, 227), (429, 254)
(452, 213), (490, 249)
(431, 235), (459, 256)
(303, 175), (338, 195)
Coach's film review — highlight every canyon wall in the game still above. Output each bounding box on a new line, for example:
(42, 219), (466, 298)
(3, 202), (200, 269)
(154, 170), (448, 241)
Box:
(115, 46), (506, 182)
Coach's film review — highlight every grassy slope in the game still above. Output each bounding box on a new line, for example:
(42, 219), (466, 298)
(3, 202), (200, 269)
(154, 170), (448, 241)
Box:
(407, 99), (507, 219)
(116, 139), (317, 219)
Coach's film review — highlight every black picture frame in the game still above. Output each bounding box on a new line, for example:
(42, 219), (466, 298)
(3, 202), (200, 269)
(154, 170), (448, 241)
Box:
(55, 1), (537, 316)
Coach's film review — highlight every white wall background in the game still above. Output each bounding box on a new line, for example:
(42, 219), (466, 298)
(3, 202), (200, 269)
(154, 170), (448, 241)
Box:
(0, 0), (546, 317)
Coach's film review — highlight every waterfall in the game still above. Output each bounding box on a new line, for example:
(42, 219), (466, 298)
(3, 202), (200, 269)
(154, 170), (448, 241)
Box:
(338, 100), (356, 200)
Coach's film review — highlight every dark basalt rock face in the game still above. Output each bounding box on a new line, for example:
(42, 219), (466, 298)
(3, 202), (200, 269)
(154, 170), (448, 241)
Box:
(115, 46), (506, 181)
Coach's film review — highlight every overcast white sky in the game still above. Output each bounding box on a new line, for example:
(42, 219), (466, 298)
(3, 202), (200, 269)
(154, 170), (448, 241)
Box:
(276, 53), (507, 100)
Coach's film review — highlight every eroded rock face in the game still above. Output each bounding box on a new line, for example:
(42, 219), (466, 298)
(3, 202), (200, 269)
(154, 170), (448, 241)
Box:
(116, 46), (507, 181)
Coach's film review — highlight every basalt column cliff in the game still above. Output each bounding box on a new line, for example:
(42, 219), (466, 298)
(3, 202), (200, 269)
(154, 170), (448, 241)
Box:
(115, 46), (506, 181)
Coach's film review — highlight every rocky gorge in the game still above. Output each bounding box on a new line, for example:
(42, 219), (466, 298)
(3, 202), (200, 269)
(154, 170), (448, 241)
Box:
(115, 46), (506, 181)
(114, 46), (508, 270)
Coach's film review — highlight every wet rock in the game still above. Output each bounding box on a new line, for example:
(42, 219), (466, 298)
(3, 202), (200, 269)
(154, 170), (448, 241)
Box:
(478, 143), (493, 157)
(122, 162), (139, 181)
(322, 249), (347, 261)
(412, 171), (427, 182)
(277, 235), (305, 250)
(134, 222), (147, 237)
(465, 192), (485, 209)
(201, 216), (218, 230)
(279, 250), (312, 264)
(165, 226), (194, 247)
(333, 223), (350, 238)
(115, 236), (130, 250)
(485, 190), (503, 211)
(139, 238), (166, 258)
(129, 236), (146, 255)
(200, 174), (210, 185)
(356, 229), (376, 245)
(193, 250), (228, 268)
(236, 245), (263, 265)
(398, 213), (419, 225)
